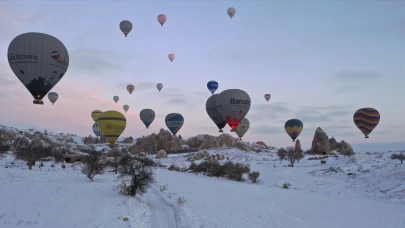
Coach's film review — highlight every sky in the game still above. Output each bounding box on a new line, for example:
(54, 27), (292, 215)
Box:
(0, 1), (405, 152)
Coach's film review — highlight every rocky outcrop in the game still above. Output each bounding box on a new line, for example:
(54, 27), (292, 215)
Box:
(0, 128), (16, 142)
(186, 135), (219, 149)
(122, 137), (134, 144)
(83, 135), (95, 144)
(309, 127), (354, 155)
(130, 128), (184, 154)
(14, 136), (30, 151)
(295, 139), (303, 153)
(185, 149), (226, 162)
(337, 140), (354, 156)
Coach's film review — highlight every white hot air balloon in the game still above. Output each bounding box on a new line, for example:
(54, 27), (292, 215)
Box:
(140, 109), (156, 128)
(92, 122), (101, 137)
(7, 32), (69, 105)
(113, 96), (119, 103)
(227, 7), (236, 19)
(216, 89), (251, 131)
(119, 20), (133, 37)
(47, 92), (58, 105)
(156, 83), (163, 92)
(123, 104), (129, 112)
(235, 118), (250, 139)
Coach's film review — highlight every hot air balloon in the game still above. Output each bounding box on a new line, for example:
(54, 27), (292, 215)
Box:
(227, 7), (236, 19)
(48, 92), (58, 105)
(207, 80), (219, 95)
(284, 119), (303, 142)
(140, 109), (155, 129)
(113, 96), (119, 103)
(156, 83), (163, 92)
(127, 84), (135, 94)
(8, 32), (69, 105)
(264, 94), (271, 102)
(92, 122), (101, 137)
(206, 94), (227, 132)
(165, 113), (184, 136)
(168, 53), (175, 62)
(123, 104), (129, 113)
(119, 20), (132, 37)
(91, 110), (103, 122)
(235, 118), (249, 139)
(216, 89), (251, 131)
(97, 110), (126, 146)
(353, 108), (380, 138)
(157, 14), (167, 26)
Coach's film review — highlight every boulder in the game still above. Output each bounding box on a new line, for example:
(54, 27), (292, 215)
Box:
(155, 149), (167, 159)
(337, 140), (354, 156)
(130, 128), (184, 154)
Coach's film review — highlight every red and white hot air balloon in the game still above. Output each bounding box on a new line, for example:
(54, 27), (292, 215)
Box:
(127, 84), (135, 94)
(264, 94), (271, 102)
(168, 53), (175, 62)
(157, 14), (167, 26)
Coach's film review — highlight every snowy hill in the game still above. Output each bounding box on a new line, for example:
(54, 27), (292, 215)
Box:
(1, 124), (405, 227)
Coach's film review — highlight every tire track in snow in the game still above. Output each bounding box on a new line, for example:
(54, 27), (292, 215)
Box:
(147, 187), (177, 228)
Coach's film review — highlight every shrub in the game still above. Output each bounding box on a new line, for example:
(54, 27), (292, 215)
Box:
(61, 163), (66, 169)
(391, 151), (405, 164)
(283, 182), (292, 189)
(117, 156), (155, 197)
(248, 171), (260, 183)
(81, 151), (106, 181)
(227, 163), (250, 181)
(50, 164), (55, 168)
(188, 162), (199, 173)
(168, 164), (181, 172)
(177, 196), (187, 206)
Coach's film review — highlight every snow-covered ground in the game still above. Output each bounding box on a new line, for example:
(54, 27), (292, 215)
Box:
(1, 148), (405, 228)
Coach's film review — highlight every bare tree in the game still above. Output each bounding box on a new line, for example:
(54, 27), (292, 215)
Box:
(107, 147), (124, 174)
(391, 151), (405, 164)
(81, 151), (106, 181)
(117, 156), (155, 197)
(284, 146), (304, 167)
(277, 148), (287, 164)
(248, 171), (260, 183)
(15, 140), (51, 170)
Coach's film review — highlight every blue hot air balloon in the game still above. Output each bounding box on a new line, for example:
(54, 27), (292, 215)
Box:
(207, 80), (219, 95)
(92, 122), (101, 137)
(165, 113), (184, 136)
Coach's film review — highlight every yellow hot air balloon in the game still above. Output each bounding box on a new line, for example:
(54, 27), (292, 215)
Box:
(91, 110), (103, 122)
(97, 110), (126, 146)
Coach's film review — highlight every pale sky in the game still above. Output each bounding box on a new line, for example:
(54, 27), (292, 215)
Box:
(0, 1), (404, 152)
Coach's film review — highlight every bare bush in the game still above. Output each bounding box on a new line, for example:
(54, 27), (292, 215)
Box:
(248, 171), (260, 183)
(168, 164), (181, 172)
(278, 146), (304, 167)
(15, 140), (52, 170)
(117, 156), (155, 197)
(391, 151), (405, 164)
(0, 142), (10, 154)
(283, 182), (292, 189)
(106, 147), (124, 174)
(277, 148), (287, 164)
(177, 196), (187, 206)
(226, 162), (250, 181)
(81, 151), (106, 181)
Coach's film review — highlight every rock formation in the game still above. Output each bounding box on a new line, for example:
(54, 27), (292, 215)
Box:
(185, 149), (227, 162)
(155, 149), (168, 159)
(309, 127), (354, 155)
(295, 139), (303, 153)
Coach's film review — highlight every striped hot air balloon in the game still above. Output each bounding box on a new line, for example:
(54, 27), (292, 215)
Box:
(284, 119), (303, 142)
(165, 113), (184, 136)
(353, 108), (380, 138)
(91, 110), (102, 122)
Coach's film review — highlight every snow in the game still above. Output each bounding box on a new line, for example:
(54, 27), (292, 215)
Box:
(1, 147), (405, 228)
(347, 153), (372, 163)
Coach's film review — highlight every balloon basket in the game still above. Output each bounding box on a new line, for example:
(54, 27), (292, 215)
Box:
(33, 100), (44, 105)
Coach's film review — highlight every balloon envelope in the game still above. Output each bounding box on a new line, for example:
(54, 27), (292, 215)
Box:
(168, 53), (175, 62)
(119, 20), (132, 37)
(8, 32), (69, 103)
(123, 104), (129, 112)
(156, 83), (163, 92)
(235, 118), (249, 139)
(285, 119), (303, 142)
(207, 80), (219, 94)
(140, 109), (156, 128)
(157, 14), (167, 26)
(127, 84), (135, 94)
(216, 89), (251, 131)
(97, 110), (126, 146)
(353, 108), (380, 138)
(92, 122), (101, 137)
(113, 96), (119, 103)
(91, 110), (103, 122)
(48, 92), (58, 104)
(206, 94), (227, 132)
(227, 7), (236, 18)
(264, 94), (271, 102)
(165, 113), (184, 135)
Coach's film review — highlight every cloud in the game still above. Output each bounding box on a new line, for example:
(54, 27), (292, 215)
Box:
(333, 85), (359, 93)
(69, 49), (133, 76)
(248, 102), (290, 121)
(294, 105), (352, 124)
(0, 8), (48, 41)
(252, 126), (285, 135)
(167, 98), (188, 105)
(330, 70), (381, 82)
